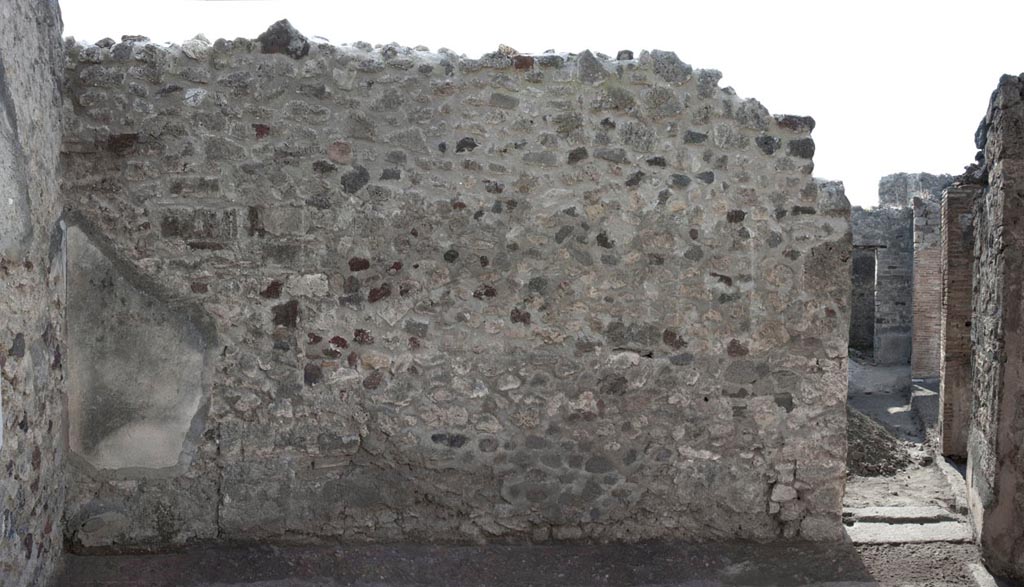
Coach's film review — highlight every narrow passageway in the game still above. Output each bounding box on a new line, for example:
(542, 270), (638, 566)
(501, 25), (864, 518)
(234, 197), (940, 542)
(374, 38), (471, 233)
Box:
(844, 357), (972, 547)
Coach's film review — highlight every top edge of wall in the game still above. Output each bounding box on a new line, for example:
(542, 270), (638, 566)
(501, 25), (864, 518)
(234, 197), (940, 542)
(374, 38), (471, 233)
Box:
(63, 20), (820, 131)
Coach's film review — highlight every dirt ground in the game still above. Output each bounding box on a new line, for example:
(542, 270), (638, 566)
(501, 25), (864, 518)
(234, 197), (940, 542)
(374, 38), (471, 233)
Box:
(845, 360), (964, 512)
(56, 540), (992, 587)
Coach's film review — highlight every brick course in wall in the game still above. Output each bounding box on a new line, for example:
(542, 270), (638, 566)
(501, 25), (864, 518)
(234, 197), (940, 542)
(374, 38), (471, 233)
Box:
(59, 25), (851, 549)
(912, 196), (942, 378)
(938, 186), (977, 458)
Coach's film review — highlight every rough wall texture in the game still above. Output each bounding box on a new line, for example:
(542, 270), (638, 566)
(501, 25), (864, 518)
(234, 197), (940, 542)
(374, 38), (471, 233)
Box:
(59, 29), (851, 549)
(0, 0), (67, 585)
(939, 185), (977, 458)
(911, 196), (942, 378)
(849, 248), (876, 356)
(878, 172), (954, 209)
(969, 73), (1024, 580)
(851, 206), (913, 365)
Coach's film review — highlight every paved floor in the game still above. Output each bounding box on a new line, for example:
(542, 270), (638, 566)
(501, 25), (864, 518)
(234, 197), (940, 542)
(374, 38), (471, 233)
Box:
(56, 540), (1008, 587)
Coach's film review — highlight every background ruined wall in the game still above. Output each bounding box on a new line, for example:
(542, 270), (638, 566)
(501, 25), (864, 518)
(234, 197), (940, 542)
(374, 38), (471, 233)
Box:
(60, 27), (851, 549)
(0, 0), (67, 585)
(851, 206), (913, 364)
(878, 172), (953, 209)
(968, 73), (1024, 580)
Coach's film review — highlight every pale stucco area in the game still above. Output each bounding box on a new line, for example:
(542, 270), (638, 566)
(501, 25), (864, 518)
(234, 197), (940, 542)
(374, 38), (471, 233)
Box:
(65, 223), (215, 472)
(0, 70), (33, 258)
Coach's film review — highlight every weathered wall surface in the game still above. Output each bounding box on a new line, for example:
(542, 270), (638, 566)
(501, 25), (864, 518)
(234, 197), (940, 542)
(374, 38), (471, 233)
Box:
(851, 207), (913, 364)
(911, 196), (942, 378)
(0, 0), (67, 585)
(878, 172), (953, 209)
(849, 248), (876, 356)
(969, 73), (1024, 580)
(939, 185), (977, 458)
(60, 26), (851, 549)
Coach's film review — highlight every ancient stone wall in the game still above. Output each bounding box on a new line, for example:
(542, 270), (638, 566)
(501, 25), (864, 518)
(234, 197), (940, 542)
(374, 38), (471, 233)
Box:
(968, 73), (1024, 580)
(0, 1), (68, 585)
(60, 25), (851, 549)
(911, 196), (942, 378)
(938, 185), (977, 458)
(878, 172), (953, 209)
(851, 206), (913, 364)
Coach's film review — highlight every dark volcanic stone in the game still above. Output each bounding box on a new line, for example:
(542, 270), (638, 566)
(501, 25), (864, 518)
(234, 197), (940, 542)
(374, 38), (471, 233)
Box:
(671, 174), (692, 188)
(456, 137), (478, 153)
(625, 171), (645, 187)
(272, 300), (299, 328)
(431, 432), (469, 448)
(756, 135), (781, 155)
(304, 362), (323, 386)
(8, 333), (25, 358)
(257, 20), (310, 59)
(348, 257), (371, 272)
(568, 147), (588, 164)
(787, 138), (815, 159)
(340, 166), (370, 194)
(683, 131), (707, 144)
(774, 114), (816, 133)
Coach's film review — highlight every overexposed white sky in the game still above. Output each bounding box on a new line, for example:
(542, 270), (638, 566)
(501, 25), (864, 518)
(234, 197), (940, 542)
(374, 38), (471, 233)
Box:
(60, 0), (1024, 207)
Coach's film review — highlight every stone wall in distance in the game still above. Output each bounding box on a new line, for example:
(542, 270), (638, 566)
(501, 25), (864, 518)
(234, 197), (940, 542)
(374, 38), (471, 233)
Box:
(60, 24), (852, 549)
(0, 0), (67, 585)
(878, 172), (953, 209)
(851, 206), (913, 365)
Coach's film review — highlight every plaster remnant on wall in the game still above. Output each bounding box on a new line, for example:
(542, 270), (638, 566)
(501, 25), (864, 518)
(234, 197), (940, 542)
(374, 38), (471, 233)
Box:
(0, 61), (33, 258)
(66, 223), (215, 472)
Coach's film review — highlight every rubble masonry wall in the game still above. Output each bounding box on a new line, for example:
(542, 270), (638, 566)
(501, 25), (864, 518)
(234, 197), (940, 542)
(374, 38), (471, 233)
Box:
(59, 27), (851, 549)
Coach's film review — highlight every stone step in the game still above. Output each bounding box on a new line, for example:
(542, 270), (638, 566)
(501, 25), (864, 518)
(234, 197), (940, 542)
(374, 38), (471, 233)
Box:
(845, 521), (973, 544)
(843, 506), (963, 524)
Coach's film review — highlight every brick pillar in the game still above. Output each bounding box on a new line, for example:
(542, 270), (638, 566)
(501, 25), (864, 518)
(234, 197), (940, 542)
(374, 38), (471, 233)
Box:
(938, 186), (977, 458)
(912, 196), (942, 378)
